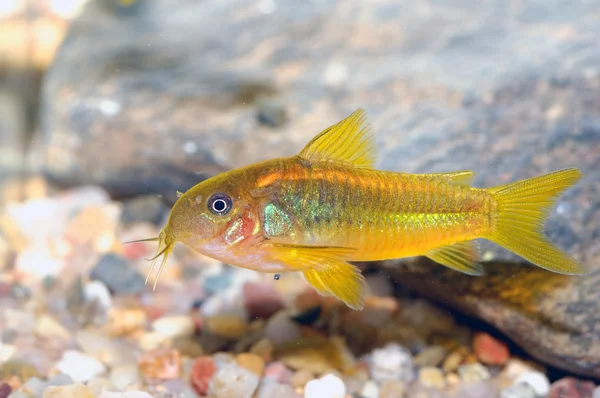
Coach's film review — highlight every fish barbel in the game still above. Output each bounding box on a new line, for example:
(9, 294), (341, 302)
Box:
(130, 109), (585, 310)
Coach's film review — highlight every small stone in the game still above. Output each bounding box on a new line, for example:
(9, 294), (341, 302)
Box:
(243, 281), (284, 319)
(55, 350), (106, 383)
(236, 353), (265, 377)
(138, 349), (181, 380)
(359, 296), (399, 327)
(75, 329), (136, 367)
(209, 364), (259, 398)
(90, 253), (145, 295)
(369, 343), (415, 383)
(458, 363), (491, 384)
(190, 356), (217, 396)
(454, 381), (498, 398)
(0, 383), (11, 398)
(42, 383), (95, 398)
(515, 371), (550, 396)
(500, 383), (537, 398)
(35, 314), (70, 340)
(594, 386), (600, 398)
(419, 367), (445, 389)
(265, 311), (302, 346)
(19, 377), (45, 397)
(138, 332), (168, 352)
(171, 336), (205, 358)
(0, 360), (39, 385)
(304, 374), (346, 398)
(263, 361), (292, 384)
(47, 373), (74, 387)
(414, 346), (447, 367)
(109, 364), (141, 391)
(256, 381), (300, 398)
(249, 338), (274, 362)
(360, 380), (380, 398)
(548, 377), (595, 398)
(473, 332), (510, 366)
(379, 380), (407, 398)
(498, 358), (535, 382)
(86, 376), (115, 397)
(152, 315), (195, 339)
(84, 281), (113, 311)
(205, 316), (247, 339)
(290, 369), (314, 388)
(98, 391), (154, 398)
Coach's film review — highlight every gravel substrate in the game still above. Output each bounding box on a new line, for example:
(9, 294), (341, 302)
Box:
(0, 178), (598, 398)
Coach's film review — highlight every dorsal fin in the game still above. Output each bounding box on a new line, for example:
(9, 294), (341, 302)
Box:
(298, 109), (376, 168)
(427, 171), (475, 186)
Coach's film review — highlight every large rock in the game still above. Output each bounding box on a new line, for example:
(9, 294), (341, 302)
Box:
(38, 0), (600, 376)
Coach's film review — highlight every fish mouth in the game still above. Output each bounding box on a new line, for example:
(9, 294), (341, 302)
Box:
(124, 229), (174, 291)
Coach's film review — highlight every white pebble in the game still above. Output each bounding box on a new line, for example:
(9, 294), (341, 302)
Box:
(360, 380), (380, 398)
(594, 386), (600, 398)
(304, 374), (346, 398)
(209, 364), (260, 398)
(369, 343), (415, 383)
(109, 364), (141, 391)
(42, 383), (95, 398)
(84, 280), (113, 310)
(55, 350), (106, 382)
(152, 315), (195, 338)
(458, 362), (491, 383)
(515, 371), (550, 396)
(98, 392), (154, 398)
(36, 314), (70, 340)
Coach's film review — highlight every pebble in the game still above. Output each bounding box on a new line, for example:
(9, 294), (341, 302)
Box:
(515, 371), (550, 396)
(109, 364), (141, 390)
(442, 351), (464, 372)
(249, 338), (274, 362)
(256, 382), (300, 398)
(83, 281), (113, 311)
(458, 362), (491, 384)
(500, 382), (537, 398)
(42, 383), (95, 398)
(55, 350), (106, 382)
(594, 386), (600, 398)
(0, 383), (10, 398)
(290, 370), (315, 388)
(86, 377), (116, 397)
(35, 314), (70, 340)
(137, 349), (181, 380)
(264, 311), (302, 346)
(171, 336), (205, 358)
(205, 315), (248, 339)
(360, 380), (380, 398)
(304, 374), (346, 398)
(89, 253), (145, 295)
(414, 345), (447, 367)
(369, 343), (415, 383)
(236, 353), (265, 377)
(120, 195), (165, 225)
(243, 281), (284, 319)
(190, 356), (217, 396)
(152, 315), (195, 338)
(97, 392), (154, 398)
(18, 377), (45, 397)
(209, 364), (260, 398)
(473, 332), (510, 366)
(548, 377), (595, 398)
(419, 366), (446, 389)
(263, 361), (292, 384)
(75, 329), (135, 367)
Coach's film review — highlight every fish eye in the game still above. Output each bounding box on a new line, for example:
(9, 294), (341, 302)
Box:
(208, 193), (232, 215)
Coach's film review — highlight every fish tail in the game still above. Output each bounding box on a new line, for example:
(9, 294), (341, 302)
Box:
(485, 167), (586, 274)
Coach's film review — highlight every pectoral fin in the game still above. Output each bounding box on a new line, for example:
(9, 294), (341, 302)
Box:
(425, 240), (483, 275)
(266, 243), (366, 310)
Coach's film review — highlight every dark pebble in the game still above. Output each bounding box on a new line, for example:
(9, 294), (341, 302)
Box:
(120, 195), (167, 225)
(291, 306), (322, 325)
(0, 383), (11, 398)
(90, 253), (145, 295)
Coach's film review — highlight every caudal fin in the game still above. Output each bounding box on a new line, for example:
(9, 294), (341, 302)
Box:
(485, 168), (585, 275)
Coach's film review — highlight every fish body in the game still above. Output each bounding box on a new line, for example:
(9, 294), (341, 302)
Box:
(139, 109), (585, 310)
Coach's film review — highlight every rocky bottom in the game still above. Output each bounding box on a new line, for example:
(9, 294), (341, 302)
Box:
(0, 177), (598, 398)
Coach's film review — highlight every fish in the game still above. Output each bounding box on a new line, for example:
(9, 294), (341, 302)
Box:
(129, 109), (586, 310)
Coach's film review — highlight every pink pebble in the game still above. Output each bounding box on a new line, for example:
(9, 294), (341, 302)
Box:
(263, 361), (292, 384)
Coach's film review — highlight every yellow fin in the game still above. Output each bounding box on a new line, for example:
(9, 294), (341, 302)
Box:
(267, 243), (366, 310)
(176, 191), (184, 198)
(298, 109), (376, 168)
(427, 171), (475, 186)
(486, 168), (586, 274)
(425, 240), (483, 275)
